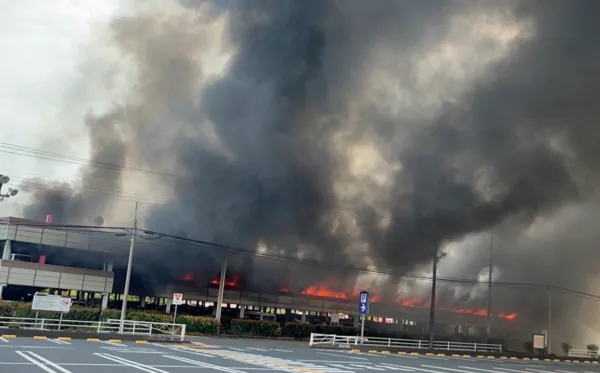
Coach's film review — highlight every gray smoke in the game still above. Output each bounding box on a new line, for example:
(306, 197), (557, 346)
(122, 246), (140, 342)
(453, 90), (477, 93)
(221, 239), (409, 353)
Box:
(20, 0), (600, 343)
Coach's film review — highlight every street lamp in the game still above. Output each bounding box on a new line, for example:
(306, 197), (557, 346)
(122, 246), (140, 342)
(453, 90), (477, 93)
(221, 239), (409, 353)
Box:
(0, 175), (18, 201)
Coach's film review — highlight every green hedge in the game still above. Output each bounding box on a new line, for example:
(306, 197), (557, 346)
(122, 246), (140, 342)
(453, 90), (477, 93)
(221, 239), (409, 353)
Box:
(177, 315), (218, 335)
(231, 319), (280, 337)
(315, 325), (358, 336)
(0, 301), (217, 334)
(283, 322), (315, 340)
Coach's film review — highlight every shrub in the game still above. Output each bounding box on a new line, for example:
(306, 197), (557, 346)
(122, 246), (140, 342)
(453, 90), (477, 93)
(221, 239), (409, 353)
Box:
(0, 301), (15, 317)
(127, 311), (172, 324)
(177, 315), (218, 335)
(283, 322), (315, 340)
(231, 319), (280, 337)
(314, 325), (358, 336)
(587, 344), (599, 351)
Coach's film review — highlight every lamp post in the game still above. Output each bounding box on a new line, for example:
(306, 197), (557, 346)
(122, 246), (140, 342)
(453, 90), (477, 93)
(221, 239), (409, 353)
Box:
(0, 175), (18, 201)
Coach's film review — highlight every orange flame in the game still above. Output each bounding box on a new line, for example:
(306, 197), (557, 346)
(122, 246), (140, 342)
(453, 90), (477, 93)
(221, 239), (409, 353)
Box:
(498, 312), (517, 320)
(183, 272), (195, 282)
(302, 285), (348, 299)
(210, 275), (240, 287)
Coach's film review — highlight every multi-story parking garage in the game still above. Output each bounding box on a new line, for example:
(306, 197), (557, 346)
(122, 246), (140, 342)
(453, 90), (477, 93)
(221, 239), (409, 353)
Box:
(0, 216), (521, 340)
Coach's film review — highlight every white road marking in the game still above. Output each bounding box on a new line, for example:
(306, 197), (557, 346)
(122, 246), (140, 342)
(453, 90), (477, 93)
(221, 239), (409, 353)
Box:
(247, 347), (269, 351)
(48, 339), (70, 345)
(16, 351), (58, 373)
(273, 349), (293, 352)
(459, 366), (505, 373)
(0, 337), (8, 343)
(100, 341), (126, 347)
(378, 363), (416, 371)
(349, 364), (386, 371)
(95, 353), (169, 373)
(0, 345), (71, 349)
(16, 350), (73, 373)
(317, 351), (369, 360)
(420, 365), (476, 373)
(162, 354), (248, 373)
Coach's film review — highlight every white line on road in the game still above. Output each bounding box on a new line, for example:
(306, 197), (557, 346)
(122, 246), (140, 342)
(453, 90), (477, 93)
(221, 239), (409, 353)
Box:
(0, 337), (8, 343)
(378, 363), (416, 371)
(100, 341), (127, 346)
(16, 350), (72, 373)
(16, 351), (57, 373)
(95, 353), (170, 373)
(316, 351), (370, 360)
(48, 339), (70, 345)
(421, 365), (475, 373)
(458, 366), (504, 373)
(162, 354), (248, 373)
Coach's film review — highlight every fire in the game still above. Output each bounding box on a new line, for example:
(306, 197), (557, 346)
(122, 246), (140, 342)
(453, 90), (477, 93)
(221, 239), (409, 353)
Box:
(183, 273), (195, 282)
(498, 312), (517, 320)
(210, 275), (240, 287)
(302, 285), (348, 299)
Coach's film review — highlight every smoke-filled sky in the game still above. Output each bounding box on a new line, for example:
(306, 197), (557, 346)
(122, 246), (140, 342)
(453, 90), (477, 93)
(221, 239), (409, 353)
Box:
(3, 0), (600, 344)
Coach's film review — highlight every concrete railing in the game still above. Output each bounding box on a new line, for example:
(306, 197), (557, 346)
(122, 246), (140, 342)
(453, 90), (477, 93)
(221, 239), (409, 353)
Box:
(309, 333), (502, 353)
(0, 316), (186, 341)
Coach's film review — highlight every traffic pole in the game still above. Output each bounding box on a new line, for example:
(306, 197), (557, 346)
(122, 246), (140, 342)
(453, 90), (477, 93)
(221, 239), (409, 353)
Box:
(360, 315), (365, 344)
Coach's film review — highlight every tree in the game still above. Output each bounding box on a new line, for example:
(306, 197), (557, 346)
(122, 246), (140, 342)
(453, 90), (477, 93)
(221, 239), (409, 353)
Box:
(587, 344), (599, 352)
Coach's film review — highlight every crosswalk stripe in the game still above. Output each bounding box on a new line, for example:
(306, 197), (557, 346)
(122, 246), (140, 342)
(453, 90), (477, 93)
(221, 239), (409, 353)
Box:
(421, 364), (478, 373)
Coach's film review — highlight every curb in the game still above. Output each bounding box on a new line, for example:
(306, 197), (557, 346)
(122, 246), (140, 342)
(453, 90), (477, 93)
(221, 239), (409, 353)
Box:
(347, 349), (599, 364)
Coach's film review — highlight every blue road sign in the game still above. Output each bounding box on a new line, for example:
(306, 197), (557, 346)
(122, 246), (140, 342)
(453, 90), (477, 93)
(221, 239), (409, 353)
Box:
(358, 290), (370, 315)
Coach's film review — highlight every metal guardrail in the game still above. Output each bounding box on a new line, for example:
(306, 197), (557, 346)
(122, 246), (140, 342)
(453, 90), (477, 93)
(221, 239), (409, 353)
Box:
(0, 317), (186, 341)
(308, 333), (502, 353)
(568, 348), (598, 358)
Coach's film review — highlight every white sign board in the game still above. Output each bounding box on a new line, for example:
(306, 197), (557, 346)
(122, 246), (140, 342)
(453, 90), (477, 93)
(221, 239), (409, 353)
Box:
(172, 293), (183, 306)
(32, 294), (71, 313)
(533, 333), (546, 350)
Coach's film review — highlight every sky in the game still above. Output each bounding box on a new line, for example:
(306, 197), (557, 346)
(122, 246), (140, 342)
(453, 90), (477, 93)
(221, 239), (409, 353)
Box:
(0, 0), (123, 212)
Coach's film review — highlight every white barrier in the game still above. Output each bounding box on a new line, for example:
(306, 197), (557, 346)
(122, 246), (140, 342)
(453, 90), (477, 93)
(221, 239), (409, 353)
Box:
(308, 333), (502, 353)
(568, 348), (598, 358)
(0, 316), (186, 341)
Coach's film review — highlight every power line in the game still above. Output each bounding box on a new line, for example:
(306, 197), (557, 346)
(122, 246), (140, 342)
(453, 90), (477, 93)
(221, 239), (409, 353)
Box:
(0, 142), (182, 179)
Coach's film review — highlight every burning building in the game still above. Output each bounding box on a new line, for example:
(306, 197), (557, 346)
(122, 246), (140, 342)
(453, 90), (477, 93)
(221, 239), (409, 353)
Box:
(10, 0), (600, 349)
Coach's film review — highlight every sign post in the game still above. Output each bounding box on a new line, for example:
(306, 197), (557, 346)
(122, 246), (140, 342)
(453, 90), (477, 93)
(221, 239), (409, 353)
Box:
(358, 290), (370, 343)
(32, 293), (71, 330)
(172, 293), (183, 324)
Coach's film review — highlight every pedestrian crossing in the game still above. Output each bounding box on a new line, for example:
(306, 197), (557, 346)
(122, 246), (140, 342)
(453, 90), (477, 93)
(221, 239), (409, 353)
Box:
(171, 348), (594, 373)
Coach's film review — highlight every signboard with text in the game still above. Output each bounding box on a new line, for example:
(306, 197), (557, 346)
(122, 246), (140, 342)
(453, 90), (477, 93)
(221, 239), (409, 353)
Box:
(358, 290), (370, 316)
(172, 293), (183, 306)
(32, 293), (71, 313)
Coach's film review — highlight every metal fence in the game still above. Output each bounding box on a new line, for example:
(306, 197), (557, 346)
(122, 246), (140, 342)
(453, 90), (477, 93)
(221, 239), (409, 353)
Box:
(0, 316), (186, 341)
(308, 333), (502, 353)
(568, 349), (598, 358)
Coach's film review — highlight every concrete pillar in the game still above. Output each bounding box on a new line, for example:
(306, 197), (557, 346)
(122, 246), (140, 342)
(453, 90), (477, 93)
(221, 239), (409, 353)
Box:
(101, 262), (113, 310)
(2, 239), (11, 260)
(239, 305), (245, 319)
(101, 293), (109, 310)
(165, 299), (172, 314)
(353, 315), (360, 328)
(301, 310), (307, 323)
(140, 296), (146, 307)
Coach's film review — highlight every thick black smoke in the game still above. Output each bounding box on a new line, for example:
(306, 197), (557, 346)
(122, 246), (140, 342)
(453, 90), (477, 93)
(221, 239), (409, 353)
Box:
(20, 0), (600, 342)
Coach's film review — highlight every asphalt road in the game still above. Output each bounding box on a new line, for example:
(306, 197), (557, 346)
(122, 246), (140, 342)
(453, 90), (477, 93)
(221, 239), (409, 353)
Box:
(0, 336), (597, 373)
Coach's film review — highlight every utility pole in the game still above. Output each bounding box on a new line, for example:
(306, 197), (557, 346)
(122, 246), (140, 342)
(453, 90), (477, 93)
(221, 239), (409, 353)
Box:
(215, 261), (227, 325)
(428, 244), (439, 349)
(547, 286), (552, 355)
(486, 230), (493, 340)
(119, 201), (139, 333)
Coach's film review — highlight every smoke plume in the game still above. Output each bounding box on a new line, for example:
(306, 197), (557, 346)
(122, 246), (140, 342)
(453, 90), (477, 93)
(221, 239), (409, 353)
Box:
(19, 0), (600, 343)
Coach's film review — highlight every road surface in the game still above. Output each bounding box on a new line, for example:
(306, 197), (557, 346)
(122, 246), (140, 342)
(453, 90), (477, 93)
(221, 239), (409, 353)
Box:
(0, 336), (596, 373)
